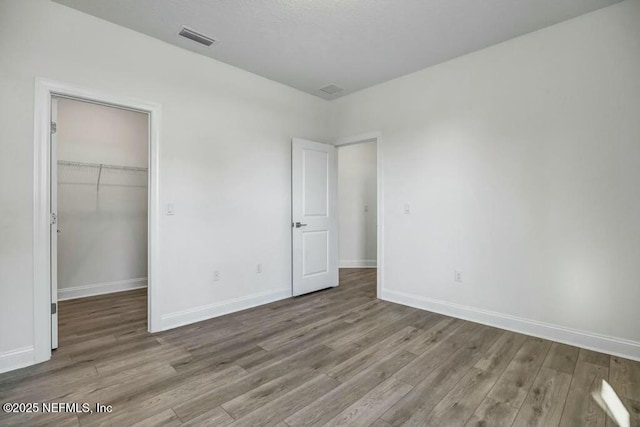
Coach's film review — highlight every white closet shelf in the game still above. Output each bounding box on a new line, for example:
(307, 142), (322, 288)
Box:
(57, 160), (148, 191)
(57, 160), (147, 172)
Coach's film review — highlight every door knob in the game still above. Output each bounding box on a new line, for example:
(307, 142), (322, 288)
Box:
(294, 222), (308, 228)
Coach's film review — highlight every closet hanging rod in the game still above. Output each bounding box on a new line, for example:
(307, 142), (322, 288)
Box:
(57, 160), (148, 172)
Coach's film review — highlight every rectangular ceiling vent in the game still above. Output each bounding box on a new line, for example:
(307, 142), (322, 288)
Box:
(319, 84), (344, 95)
(179, 26), (217, 47)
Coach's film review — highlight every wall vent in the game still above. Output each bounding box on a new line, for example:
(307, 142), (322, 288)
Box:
(319, 84), (344, 95)
(179, 26), (217, 47)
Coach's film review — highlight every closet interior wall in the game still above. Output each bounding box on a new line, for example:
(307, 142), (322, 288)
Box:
(56, 97), (149, 300)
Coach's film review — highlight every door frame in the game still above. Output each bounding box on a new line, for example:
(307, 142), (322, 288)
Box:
(335, 131), (383, 298)
(33, 78), (162, 365)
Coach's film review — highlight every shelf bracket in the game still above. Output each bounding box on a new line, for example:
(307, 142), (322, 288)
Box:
(96, 164), (103, 192)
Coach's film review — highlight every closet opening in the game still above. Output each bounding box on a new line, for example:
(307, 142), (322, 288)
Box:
(51, 96), (150, 350)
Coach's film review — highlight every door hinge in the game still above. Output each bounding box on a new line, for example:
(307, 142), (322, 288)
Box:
(50, 212), (57, 225)
(51, 122), (57, 134)
(51, 303), (57, 315)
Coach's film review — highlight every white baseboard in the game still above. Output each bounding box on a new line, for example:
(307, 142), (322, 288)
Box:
(0, 346), (34, 374)
(340, 260), (377, 268)
(381, 288), (640, 362)
(58, 277), (147, 301)
(161, 288), (291, 330)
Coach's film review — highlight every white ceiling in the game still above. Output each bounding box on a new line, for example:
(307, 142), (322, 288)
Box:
(53, 0), (621, 99)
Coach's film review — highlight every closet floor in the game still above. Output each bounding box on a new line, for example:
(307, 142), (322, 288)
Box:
(1, 269), (639, 426)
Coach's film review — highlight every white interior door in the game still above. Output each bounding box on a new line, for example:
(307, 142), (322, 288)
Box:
(292, 138), (338, 296)
(50, 97), (58, 349)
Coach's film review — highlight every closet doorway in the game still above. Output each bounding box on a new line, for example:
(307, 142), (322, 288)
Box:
(34, 79), (161, 365)
(51, 96), (150, 349)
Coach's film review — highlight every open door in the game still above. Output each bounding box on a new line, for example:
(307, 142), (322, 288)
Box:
(292, 138), (338, 296)
(50, 97), (58, 349)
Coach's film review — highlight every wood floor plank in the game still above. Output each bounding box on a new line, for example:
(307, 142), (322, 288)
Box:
(392, 321), (480, 386)
(227, 374), (340, 427)
(394, 322), (499, 387)
(129, 409), (181, 427)
(485, 336), (551, 408)
(94, 344), (189, 376)
(180, 407), (234, 427)
(56, 361), (179, 405)
(327, 326), (422, 382)
(559, 361), (609, 427)
(4, 362), (100, 402)
(370, 418), (393, 427)
(324, 305), (415, 348)
(325, 377), (413, 427)
(543, 343), (580, 375)
(421, 367), (499, 427)
(221, 366), (317, 419)
(0, 410), (79, 427)
(295, 296), (374, 325)
(404, 317), (464, 356)
(512, 367), (572, 427)
(464, 397), (519, 427)
(235, 341), (351, 373)
(381, 326), (502, 426)
(284, 351), (416, 427)
(172, 362), (295, 422)
(577, 348), (610, 367)
(324, 310), (439, 361)
(81, 365), (247, 426)
(474, 331), (527, 375)
(258, 316), (341, 351)
(610, 356), (640, 401)
(170, 342), (264, 376)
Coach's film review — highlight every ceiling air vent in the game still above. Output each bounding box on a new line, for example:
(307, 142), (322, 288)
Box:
(178, 26), (217, 47)
(319, 84), (344, 95)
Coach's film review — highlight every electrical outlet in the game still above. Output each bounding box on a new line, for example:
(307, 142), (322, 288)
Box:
(404, 203), (411, 214)
(213, 270), (220, 282)
(364, 205), (369, 213)
(256, 264), (262, 274)
(454, 270), (462, 283)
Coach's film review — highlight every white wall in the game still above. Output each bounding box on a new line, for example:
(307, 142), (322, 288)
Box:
(331, 0), (640, 358)
(338, 142), (377, 268)
(57, 98), (148, 167)
(56, 98), (149, 299)
(0, 0), (330, 371)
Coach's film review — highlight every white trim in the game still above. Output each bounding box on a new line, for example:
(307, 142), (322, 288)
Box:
(0, 347), (35, 374)
(382, 289), (640, 362)
(334, 131), (383, 298)
(33, 78), (162, 369)
(58, 278), (148, 301)
(161, 289), (291, 330)
(339, 260), (377, 268)
(335, 131), (380, 146)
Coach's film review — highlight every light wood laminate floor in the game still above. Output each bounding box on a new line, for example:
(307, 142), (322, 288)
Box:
(1, 269), (639, 426)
